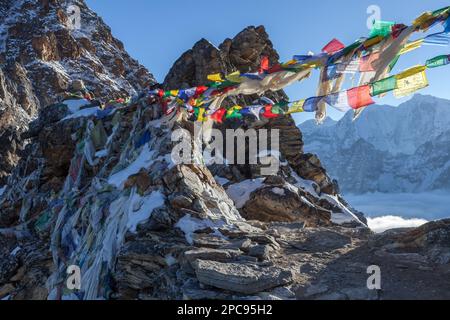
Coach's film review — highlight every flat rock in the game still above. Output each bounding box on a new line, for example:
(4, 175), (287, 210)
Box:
(192, 260), (293, 294)
(184, 248), (242, 264)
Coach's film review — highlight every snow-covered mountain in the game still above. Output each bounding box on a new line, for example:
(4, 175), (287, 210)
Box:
(301, 94), (450, 194)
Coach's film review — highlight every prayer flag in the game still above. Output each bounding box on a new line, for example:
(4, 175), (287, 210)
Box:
(370, 20), (395, 38)
(371, 76), (398, 96)
(249, 105), (264, 120)
(363, 36), (384, 49)
(286, 100), (305, 114)
(303, 96), (323, 112)
(207, 73), (223, 82)
(413, 12), (434, 29)
(194, 86), (208, 97)
(226, 71), (243, 83)
(399, 39), (424, 55)
(325, 91), (352, 112)
(209, 108), (226, 123)
(322, 38), (345, 54)
(426, 55), (450, 68)
(197, 108), (207, 122)
(347, 85), (375, 109)
(394, 66), (429, 97)
(259, 56), (270, 74)
(263, 105), (279, 119)
(226, 106), (243, 119)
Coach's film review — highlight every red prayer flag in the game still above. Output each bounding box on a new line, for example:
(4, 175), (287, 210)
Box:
(209, 108), (227, 123)
(392, 24), (407, 38)
(259, 56), (270, 74)
(194, 86), (208, 97)
(347, 85), (375, 109)
(262, 105), (279, 119)
(268, 64), (284, 74)
(322, 38), (345, 54)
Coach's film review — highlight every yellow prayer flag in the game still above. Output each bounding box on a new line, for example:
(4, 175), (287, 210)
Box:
(394, 67), (428, 98)
(225, 71), (243, 83)
(363, 36), (384, 49)
(287, 100), (305, 114)
(395, 65), (427, 79)
(170, 90), (179, 97)
(197, 108), (207, 122)
(227, 105), (242, 116)
(207, 73), (224, 82)
(413, 12), (434, 29)
(282, 59), (298, 67)
(399, 39), (424, 55)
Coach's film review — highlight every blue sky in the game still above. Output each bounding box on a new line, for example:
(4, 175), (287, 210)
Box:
(86, 0), (450, 123)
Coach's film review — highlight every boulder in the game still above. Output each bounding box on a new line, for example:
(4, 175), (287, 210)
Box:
(192, 260), (293, 294)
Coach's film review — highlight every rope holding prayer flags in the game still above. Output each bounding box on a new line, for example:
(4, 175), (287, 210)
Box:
(146, 6), (450, 124)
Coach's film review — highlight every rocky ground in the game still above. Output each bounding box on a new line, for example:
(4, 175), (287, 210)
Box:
(0, 1), (449, 301)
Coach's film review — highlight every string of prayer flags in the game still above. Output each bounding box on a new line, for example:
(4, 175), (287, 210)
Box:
(322, 38), (345, 54)
(394, 66), (429, 98)
(147, 7), (450, 125)
(426, 55), (450, 68)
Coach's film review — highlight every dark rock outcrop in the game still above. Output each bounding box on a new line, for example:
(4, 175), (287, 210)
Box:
(163, 25), (338, 196)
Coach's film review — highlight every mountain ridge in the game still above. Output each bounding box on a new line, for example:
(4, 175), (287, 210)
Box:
(301, 94), (450, 193)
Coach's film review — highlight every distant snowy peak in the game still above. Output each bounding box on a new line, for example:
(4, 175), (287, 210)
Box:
(302, 94), (450, 156)
(301, 95), (450, 194)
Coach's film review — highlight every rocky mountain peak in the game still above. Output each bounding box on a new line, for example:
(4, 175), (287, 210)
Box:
(0, 0), (155, 183)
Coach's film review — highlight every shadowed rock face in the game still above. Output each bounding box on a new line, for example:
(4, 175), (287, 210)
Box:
(0, 0), (155, 183)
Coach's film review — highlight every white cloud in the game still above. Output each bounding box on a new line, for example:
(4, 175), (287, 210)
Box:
(367, 215), (428, 233)
(345, 191), (450, 221)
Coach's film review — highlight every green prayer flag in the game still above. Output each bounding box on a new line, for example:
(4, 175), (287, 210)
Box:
(226, 111), (242, 119)
(432, 6), (450, 17)
(370, 20), (395, 38)
(271, 105), (283, 115)
(426, 55), (450, 68)
(371, 76), (397, 96)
